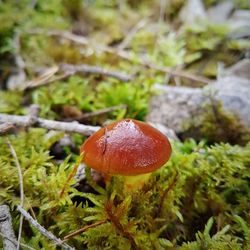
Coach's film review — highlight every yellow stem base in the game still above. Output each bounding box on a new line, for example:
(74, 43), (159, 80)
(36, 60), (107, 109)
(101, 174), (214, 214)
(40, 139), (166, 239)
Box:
(123, 173), (151, 192)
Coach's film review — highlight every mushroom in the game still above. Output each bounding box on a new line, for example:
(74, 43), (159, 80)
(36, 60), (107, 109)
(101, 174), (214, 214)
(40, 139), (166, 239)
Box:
(80, 119), (172, 190)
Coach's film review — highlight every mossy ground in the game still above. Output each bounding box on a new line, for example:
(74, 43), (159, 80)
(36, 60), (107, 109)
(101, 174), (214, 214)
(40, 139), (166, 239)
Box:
(0, 0), (249, 249)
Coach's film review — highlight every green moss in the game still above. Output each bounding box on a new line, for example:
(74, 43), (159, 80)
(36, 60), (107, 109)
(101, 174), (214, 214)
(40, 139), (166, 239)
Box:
(183, 94), (250, 145)
(201, 101), (250, 144)
(95, 80), (152, 121)
(0, 1), (250, 249)
(0, 91), (24, 114)
(1, 129), (249, 249)
(200, 98), (250, 145)
(32, 76), (94, 119)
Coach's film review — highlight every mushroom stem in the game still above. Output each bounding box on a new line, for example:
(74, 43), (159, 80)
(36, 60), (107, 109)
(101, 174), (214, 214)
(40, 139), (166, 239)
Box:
(123, 173), (151, 192)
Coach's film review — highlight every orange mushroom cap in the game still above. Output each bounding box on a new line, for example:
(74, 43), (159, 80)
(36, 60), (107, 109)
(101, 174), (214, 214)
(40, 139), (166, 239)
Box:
(80, 119), (172, 176)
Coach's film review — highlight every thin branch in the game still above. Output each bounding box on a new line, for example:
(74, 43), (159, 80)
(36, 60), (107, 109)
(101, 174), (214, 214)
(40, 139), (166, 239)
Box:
(0, 205), (17, 250)
(23, 63), (132, 90)
(7, 32), (26, 90)
(117, 19), (148, 51)
(23, 65), (59, 90)
(66, 105), (127, 122)
(158, 172), (179, 216)
(63, 220), (106, 240)
(17, 206), (75, 250)
(59, 63), (133, 82)
(142, 61), (212, 84)
(105, 201), (137, 249)
(59, 153), (84, 198)
(0, 232), (35, 250)
(27, 29), (211, 84)
(28, 29), (89, 45)
(6, 139), (24, 250)
(13, 32), (25, 70)
(159, 0), (167, 23)
(25, 72), (72, 90)
(114, 49), (212, 84)
(0, 113), (100, 136)
(0, 123), (15, 135)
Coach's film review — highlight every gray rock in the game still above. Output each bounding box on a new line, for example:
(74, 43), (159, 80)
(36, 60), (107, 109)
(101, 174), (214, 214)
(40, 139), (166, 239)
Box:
(6, 69), (26, 90)
(211, 76), (250, 127)
(207, 1), (234, 23)
(228, 10), (250, 38)
(179, 0), (206, 25)
(148, 122), (179, 141)
(147, 76), (250, 135)
(225, 59), (250, 79)
(147, 85), (203, 133)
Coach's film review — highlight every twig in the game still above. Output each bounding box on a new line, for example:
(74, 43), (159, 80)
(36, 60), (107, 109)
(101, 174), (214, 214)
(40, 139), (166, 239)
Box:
(0, 123), (15, 135)
(117, 19), (148, 51)
(66, 105), (127, 122)
(115, 49), (212, 84)
(6, 139), (24, 250)
(26, 72), (72, 90)
(63, 220), (106, 240)
(17, 206), (75, 250)
(59, 153), (84, 198)
(13, 32), (25, 70)
(27, 29), (211, 84)
(7, 32), (26, 90)
(23, 62), (132, 90)
(159, 0), (167, 23)
(28, 29), (89, 45)
(158, 172), (179, 216)
(25, 197), (37, 221)
(0, 232), (35, 250)
(23, 65), (59, 90)
(142, 61), (212, 84)
(59, 63), (133, 82)
(0, 113), (100, 136)
(105, 201), (137, 249)
(0, 205), (17, 250)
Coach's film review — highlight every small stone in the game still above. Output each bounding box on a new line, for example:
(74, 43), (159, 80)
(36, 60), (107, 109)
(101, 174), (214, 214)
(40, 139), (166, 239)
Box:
(179, 0), (206, 25)
(207, 1), (234, 24)
(225, 59), (250, 79)
(147, 75), (250, 137)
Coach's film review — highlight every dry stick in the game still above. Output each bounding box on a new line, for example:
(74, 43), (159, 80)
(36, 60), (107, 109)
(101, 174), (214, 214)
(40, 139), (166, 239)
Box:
(0, 113), (100, 136)
(105, 201), (137, 249)
(17, 206), (75, 250)
(158, 172), (179, 216)
(0, 232), (35, 250)
(23, 63), (130, 90)
(27, 29), (211, 84)
(142, 61), (212, 84)
(59, 63), (133, 82)
(24, 197), (37, 220)
(0, 205), (17, 250)
(23, 65), (59, 89)
(28, 29), (89, 45)
(6, 139), (24, 250)
(159, 0), (167, 23)
(67, 104), (127, 122)
(59, 153), (84, 198)
(101, 48), (211, 84)
(63, 220), (106, 241)
(24, 72), (72, 90)
(0, 123), (15, 135)
(117, 19), (148, 51)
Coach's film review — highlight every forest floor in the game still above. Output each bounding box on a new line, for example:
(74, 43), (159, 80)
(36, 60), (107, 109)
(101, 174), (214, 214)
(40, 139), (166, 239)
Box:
(0, 1), (250, 249)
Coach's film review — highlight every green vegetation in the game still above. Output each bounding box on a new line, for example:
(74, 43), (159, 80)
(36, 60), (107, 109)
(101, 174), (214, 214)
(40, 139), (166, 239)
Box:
(0, 0), (249, 249)
(0, 131), (249, 249)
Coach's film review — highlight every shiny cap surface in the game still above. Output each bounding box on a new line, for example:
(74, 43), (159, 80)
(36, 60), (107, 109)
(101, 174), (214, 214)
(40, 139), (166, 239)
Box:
(80, 119), (172, 176)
